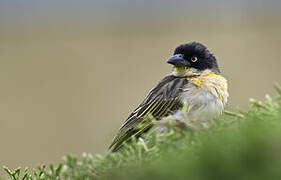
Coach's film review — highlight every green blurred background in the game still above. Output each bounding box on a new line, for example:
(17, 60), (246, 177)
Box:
(0, 0), (281, 168)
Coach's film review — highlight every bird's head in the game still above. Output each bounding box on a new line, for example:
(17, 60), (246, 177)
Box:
(167, 42), (220, 77)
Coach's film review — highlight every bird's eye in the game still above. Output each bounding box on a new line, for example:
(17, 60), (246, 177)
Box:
(191, 56), (198, 62)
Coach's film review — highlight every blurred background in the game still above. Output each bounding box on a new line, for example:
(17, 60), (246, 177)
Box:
(0, 0), (281, 168)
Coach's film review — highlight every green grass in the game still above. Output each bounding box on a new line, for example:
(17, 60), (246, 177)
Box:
(2, 85), (281, 180)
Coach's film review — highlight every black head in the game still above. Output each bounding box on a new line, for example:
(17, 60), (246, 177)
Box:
(167, 42), (220, 74)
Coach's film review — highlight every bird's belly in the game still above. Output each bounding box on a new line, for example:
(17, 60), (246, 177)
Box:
(180, 85), (224, 121)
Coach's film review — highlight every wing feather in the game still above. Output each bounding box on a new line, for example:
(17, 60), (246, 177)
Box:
(109, 75), (188, 151)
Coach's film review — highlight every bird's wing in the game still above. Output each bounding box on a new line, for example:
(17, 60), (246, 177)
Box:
(109, 75), (188, 151)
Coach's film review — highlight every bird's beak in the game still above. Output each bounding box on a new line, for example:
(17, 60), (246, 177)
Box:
(167, 54), (190, 67)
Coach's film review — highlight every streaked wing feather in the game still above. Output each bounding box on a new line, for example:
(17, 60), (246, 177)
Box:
(109, 75), (188, 151)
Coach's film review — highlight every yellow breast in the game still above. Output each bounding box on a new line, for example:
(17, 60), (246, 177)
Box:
(187, 70), (228, 105)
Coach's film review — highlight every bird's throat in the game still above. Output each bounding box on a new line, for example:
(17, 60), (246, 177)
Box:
(172, 66), (196, 77)
(174, 67), (186, 72)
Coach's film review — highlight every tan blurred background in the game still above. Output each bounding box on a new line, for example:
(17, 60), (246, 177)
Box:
(1, 0), (281, 169)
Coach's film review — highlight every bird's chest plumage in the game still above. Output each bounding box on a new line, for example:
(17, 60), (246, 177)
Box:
(180, 72), (228, 120)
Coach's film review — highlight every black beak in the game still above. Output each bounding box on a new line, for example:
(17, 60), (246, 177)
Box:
(167, 54), (190, 67)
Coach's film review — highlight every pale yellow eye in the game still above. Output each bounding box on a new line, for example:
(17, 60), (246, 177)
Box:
(191, 56), (198, 62)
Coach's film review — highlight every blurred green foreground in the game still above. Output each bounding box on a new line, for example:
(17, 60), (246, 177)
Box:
(2, 85), (281, 180)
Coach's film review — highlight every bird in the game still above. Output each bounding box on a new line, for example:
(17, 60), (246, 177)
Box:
(109, 42), (229, 152)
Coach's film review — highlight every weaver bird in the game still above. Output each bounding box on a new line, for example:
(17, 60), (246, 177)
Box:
(109, 42), (228, 152)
